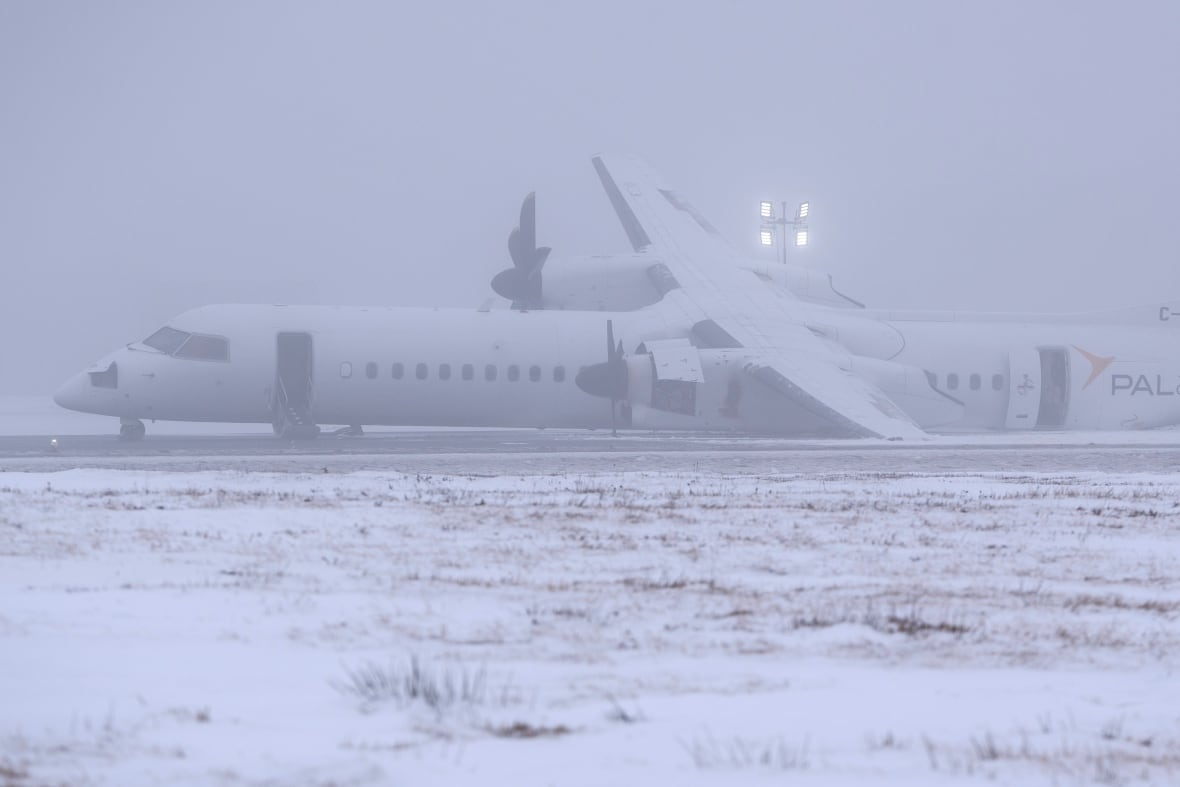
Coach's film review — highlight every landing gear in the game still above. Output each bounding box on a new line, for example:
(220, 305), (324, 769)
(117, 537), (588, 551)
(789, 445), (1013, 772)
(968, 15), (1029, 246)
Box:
(119, 418), (146, 442)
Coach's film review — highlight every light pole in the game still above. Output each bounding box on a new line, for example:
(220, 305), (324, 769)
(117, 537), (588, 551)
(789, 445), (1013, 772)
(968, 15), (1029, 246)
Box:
(759, 199), (809, 265)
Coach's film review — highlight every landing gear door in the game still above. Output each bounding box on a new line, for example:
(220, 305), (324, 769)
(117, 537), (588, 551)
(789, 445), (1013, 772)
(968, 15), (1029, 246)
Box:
(1005, 348), (1041, 430)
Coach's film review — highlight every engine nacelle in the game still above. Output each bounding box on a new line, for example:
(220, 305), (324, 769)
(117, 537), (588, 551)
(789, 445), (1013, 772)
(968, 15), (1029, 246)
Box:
(538, 255), (663, 311)
(625, 346), (767, 431)
(740, 263), (864, 309)
(620, 344), (845, 433)
(525, 256), (869, 313)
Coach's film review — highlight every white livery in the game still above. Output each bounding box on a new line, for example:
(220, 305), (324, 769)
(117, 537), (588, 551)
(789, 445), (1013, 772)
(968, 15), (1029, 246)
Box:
(54, 155), (1180, 440)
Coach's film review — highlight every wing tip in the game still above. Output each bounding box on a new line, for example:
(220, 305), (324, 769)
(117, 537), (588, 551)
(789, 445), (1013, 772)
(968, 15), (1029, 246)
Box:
(590, 154), (652, 252)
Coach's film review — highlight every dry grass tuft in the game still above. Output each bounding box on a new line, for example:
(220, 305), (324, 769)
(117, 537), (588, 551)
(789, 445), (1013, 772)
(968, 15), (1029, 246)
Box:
(683, 733), (810, 771)
(485, 721), (571, 739)
(333, 655), (488, 713)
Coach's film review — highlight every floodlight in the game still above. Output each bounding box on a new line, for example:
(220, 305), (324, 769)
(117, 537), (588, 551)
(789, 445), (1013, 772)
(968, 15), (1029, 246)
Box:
(759, 201), (774, 220)
(794, 229), (808, 247)
(796, 201), (809, 220)
(760, 229), (774, 246)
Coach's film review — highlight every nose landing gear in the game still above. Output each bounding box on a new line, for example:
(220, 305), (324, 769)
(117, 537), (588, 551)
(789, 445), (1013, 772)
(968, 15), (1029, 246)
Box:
(119, 418), (146, 442)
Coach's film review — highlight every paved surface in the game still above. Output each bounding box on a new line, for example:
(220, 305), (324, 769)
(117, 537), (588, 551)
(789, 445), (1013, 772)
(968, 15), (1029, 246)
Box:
(3, 429), (1180, 475)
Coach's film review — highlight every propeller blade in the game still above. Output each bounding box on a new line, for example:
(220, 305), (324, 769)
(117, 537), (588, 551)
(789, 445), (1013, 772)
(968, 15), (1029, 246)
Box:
(508, 226), (524, 269)
(533, 246), (552, 274)
(576, 319), (629, 427)
(493, 192), (549, 309)
(519, 191), (537, 259)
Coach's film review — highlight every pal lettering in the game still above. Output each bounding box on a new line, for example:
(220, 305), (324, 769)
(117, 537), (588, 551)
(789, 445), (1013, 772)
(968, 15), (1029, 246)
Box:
(1111, 374), (1180, 395)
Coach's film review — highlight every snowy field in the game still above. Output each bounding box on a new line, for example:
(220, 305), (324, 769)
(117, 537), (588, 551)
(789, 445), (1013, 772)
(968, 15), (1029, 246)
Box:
(2, 466), (1180, 786)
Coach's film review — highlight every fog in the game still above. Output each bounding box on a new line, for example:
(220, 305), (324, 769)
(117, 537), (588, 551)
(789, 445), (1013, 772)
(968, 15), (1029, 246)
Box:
(2, 0), (1177, 396)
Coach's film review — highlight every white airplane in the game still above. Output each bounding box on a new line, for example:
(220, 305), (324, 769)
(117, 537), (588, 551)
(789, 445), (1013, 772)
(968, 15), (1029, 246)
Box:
(54, 155), (1180, 441)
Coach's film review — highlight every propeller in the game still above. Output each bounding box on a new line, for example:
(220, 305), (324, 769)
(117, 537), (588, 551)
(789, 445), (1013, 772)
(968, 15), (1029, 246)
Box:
(491, 192), (551, 310)
(575, 320), (629, 433)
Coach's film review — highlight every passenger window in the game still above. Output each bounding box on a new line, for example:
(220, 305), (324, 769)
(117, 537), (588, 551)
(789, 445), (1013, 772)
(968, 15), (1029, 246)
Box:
(947, 373), (959, 390)
(462, 364), (473, 381)
(969, 373), (981, 390)
(340, 362), (353, 379)
(529, 365), (541, 382)
(175, 334), (229, 361)
(392, 362), (404, 380)
(143, 326), (191, 355)
(365, 362), (378, 380)
(416, 363), (428, 380)
(507, 365), (520, 382)
(992, 374), (1005, 391)
(485, 364), (497, 381)
(554, 365), (566, 383)
(439, 363), (451, 381)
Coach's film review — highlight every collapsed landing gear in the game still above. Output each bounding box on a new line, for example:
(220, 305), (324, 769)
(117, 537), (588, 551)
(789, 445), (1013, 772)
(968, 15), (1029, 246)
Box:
(119, 418), (146, 442)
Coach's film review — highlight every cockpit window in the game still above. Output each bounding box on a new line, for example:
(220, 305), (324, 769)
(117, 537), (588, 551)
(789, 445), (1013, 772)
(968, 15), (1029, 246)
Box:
(143, 327), (191, 355)
(88, 362), (118, 389)
(175, 333), (229, 361)
(143, 327), (229, 361)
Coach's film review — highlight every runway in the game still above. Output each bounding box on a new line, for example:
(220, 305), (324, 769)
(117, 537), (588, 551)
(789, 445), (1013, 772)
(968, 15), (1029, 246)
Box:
(3, 428), (1180, 474)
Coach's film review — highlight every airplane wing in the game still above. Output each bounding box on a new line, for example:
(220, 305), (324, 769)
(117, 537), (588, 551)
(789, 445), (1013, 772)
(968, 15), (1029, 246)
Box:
(592, 154), (925, 440)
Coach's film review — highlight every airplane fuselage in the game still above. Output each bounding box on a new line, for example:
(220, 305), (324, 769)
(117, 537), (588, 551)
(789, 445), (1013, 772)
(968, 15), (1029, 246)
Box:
(55, 305), (667, 431)
(54, 301), (1180, 436)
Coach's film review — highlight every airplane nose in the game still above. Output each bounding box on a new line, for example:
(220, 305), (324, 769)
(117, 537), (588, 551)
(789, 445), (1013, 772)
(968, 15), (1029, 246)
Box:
(53, 373), (87, 412)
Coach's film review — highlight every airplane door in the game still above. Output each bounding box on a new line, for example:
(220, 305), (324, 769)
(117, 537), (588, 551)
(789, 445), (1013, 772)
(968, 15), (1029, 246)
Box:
(1005, 348), (1041, 429)
(274, 332), (318, 437)
(1036, 347), (1070, 429)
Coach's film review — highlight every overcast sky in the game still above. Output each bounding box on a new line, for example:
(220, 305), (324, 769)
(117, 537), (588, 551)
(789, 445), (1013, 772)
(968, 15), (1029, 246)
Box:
(2, 1), (1177, 395)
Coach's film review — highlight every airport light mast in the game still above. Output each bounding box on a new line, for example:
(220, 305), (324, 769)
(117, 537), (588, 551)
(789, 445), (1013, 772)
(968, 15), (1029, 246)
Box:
(759, 199), (809, 265)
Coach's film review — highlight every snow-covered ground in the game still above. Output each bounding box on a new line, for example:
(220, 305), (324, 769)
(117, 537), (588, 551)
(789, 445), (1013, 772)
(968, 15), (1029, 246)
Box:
(2, 467), (1179, 785)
